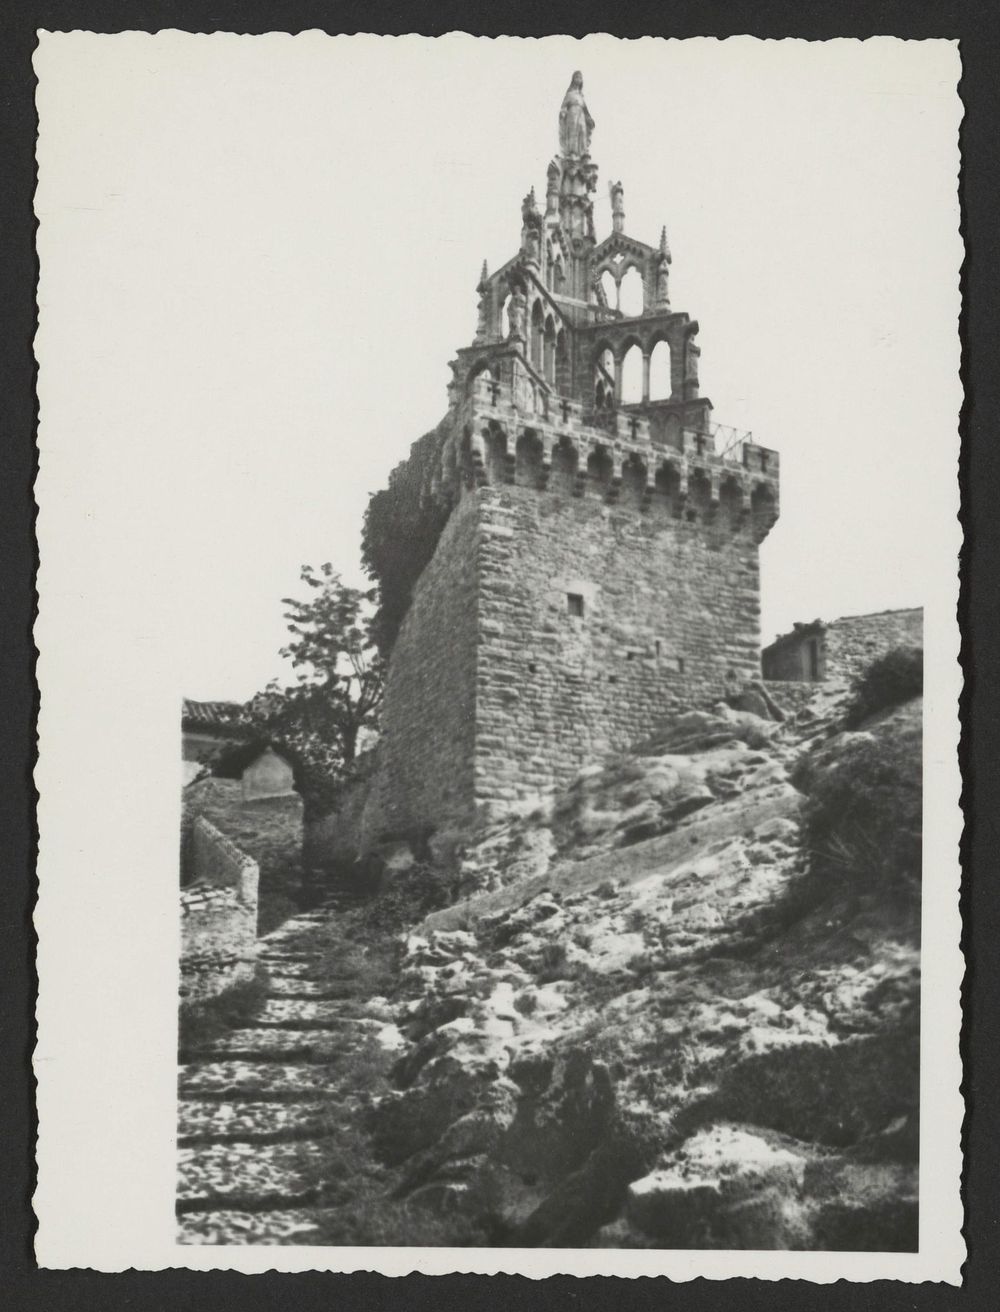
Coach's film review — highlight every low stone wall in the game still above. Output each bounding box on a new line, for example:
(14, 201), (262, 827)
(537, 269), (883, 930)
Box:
(824, 609), (923, 682)
(180, 817), (259, 1002)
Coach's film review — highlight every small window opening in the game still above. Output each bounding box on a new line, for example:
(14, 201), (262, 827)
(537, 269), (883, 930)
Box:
(608, 674), (619, 685)
(528, 662), (538, 674)
(567, 593), (585, 617)
(626, 650), (638, 662)
(655, 640), (662, 657)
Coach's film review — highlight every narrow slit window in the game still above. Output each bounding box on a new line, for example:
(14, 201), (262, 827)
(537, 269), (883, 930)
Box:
(567, 593), (585, 617)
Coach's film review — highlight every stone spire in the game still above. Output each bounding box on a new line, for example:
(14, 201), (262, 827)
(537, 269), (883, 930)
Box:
(474, 260), (491, 342)
(654, 226), (672, 309)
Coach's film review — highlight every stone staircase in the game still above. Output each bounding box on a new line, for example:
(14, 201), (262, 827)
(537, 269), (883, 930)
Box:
(177, 893), (394, 1245)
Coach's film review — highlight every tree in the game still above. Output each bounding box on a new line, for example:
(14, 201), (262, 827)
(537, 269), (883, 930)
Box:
(243, 565), (385, 817)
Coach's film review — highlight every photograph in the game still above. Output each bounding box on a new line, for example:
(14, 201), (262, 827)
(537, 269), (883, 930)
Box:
(33, 33), (963, 1279)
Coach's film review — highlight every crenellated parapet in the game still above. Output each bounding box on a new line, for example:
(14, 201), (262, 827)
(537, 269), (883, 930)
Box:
(429, 377), (779, 543)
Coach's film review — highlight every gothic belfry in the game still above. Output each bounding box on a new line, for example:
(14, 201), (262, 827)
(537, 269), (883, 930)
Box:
(362, 73), (781, 844)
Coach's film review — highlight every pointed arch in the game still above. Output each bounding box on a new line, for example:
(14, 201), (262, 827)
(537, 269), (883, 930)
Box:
(649, 339), (672, 401)
(621, 342), (643, 404)
(619, 265), (644, 317)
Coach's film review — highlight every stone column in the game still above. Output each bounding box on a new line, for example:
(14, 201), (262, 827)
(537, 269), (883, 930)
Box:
(614, 355), (623, 404)
(642, 352), (651, 403)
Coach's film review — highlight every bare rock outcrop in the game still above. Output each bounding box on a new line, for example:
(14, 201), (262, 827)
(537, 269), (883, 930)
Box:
(368, 688), (921, 1248)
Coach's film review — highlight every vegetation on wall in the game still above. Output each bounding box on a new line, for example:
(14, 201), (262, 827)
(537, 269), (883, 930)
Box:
(362, 422), (455, 657)
(844, 645), (923, 727)
(797, 650), (923, 896)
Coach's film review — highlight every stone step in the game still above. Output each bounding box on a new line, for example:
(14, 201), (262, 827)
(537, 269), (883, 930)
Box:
(178, 1207), (326, 1245)
(252, 999), (383, 1030)
(177, 1140), (327, 1211)
(178, 1060), (339, 1100)
(266, 977), (358, 1000)
(259, 961), (324, 980)
(178, 1098), (331, 1145)
(257, 950), (319, 964)
(186, 1028), (349, 1064)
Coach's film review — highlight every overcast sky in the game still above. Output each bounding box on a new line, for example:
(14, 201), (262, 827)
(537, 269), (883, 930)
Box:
(36, 34), (962, 701)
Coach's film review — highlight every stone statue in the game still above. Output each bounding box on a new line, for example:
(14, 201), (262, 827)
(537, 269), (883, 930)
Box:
(559, 71), (595, 157)
(507, 287), (527, 341)
(610, 180), (625, 233)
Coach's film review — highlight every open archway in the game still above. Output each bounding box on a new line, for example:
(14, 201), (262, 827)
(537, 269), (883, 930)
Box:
(619, 265), (644, 317)
(621, 343), (643, 404)
(649, 339), (672, 400)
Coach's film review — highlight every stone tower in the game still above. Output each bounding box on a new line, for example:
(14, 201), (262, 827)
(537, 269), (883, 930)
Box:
(363, 74), (780, 844)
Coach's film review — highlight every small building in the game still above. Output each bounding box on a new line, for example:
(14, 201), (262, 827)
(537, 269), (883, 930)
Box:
(761, 621), (827, 682)
(762, 608), (923, 684)
(182, 699), (244, 765)
(213, 741), (298, 803)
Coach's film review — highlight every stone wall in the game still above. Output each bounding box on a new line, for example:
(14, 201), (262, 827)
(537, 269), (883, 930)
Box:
(351, 476), (766, 849)
(472, 483), (763, 813)
(361, 494), (481, 844)
(762, 609), (923, 686)
(180, 817), (259, 1002)
(824, 609), (923, 682)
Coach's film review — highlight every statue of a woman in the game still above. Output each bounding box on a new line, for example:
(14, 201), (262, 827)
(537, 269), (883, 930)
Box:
(559, 71), (594, 156)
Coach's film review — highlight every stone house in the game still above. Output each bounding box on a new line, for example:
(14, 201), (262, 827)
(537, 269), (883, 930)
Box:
(340, 73), (782, 853)
(762, 608), (923, 684)
(213, 741), (298, 803)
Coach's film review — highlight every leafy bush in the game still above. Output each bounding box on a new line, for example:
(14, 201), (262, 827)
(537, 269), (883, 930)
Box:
(365, 861), (456, 935)
(800, 706), (921, 894)
(845, 646), (923, 727)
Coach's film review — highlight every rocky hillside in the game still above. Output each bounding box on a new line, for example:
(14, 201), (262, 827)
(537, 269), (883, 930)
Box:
(178, 677), (921, 1249)
(371, 680), (921, 1249)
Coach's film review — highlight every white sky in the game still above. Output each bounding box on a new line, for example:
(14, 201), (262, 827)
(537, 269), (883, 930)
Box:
(36, 34), (962, 701)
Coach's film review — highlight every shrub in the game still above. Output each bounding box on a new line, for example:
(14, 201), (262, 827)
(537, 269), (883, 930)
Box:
(801, 708), (921, 894)
(845, 646), (922, 727)
(366, 861), (456, 935)
(537, 940), (569, 982)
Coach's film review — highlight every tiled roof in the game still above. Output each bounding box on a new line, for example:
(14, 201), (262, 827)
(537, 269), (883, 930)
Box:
(182, 699), (243, 728)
